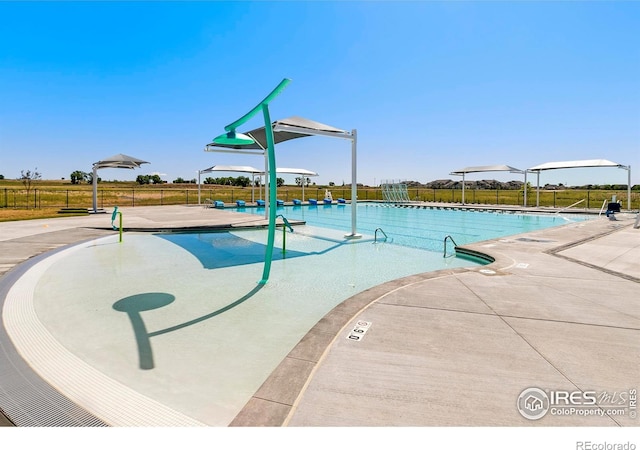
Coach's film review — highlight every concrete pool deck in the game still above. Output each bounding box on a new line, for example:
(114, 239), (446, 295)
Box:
(0, 204), (638, 427)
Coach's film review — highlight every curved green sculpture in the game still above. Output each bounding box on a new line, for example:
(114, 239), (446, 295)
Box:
(212, 78), (291, 284)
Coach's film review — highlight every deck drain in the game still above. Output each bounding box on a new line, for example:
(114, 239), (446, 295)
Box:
(479, 269), (496, 275)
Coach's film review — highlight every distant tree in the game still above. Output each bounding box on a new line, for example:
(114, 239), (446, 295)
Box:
(172, 177), (196, 184)
(276, 177), (284, 187)
(295, 177), (311, 187)
(150, 174), (164, 184)
(203, 177), (216, 185)
(20, 168), (42, 209)
(70, 170), (89, 184)
(136, 175), (151, 185)
(87, 173), (101, 184)
(0, 174), (4, 180)
(328, 181), (335, 187)
(234, 176), (251, 187)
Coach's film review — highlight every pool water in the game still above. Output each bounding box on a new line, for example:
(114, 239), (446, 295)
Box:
(239, 203), (591, 252)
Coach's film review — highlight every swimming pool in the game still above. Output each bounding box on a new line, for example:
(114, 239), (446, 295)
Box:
(239, 203), (591, 251)
(5, 204), (592, 426)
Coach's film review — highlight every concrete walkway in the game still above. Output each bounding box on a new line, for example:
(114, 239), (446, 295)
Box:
(0, 204), (638, 427)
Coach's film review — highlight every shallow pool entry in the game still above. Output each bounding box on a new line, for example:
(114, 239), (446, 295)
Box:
(156, 231), (308, 269)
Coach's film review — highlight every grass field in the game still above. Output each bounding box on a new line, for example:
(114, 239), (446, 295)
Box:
(1, 180), (638, 222)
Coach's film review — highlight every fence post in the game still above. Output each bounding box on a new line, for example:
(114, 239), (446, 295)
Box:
(587, 190), (590, 209)
(553, 191), (556, 208)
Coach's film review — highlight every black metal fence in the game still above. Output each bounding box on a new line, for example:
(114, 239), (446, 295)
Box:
(1, 186), (638, 210)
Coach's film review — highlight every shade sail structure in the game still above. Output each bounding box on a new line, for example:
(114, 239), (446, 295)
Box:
(197, 165), (264, 203)
(204, 116), (348, 153)
(450, 164), (523, 175)
(276, 167), (318, 177)
(450, 164), (524, 205)
(93, 153), (149, 169)
(528, 159), (627, 171)
(92, 153), (149, 212)
(528, 159), (631, 209)
(205, 115), (359, 237)
(200, 165), (264, 174)
(276, 167), (319, 201)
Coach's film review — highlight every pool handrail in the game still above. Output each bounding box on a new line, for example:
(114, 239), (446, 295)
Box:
(443, 235), (458, 257)
(275, 214), (294, 233)
(374, 227), (388, 243)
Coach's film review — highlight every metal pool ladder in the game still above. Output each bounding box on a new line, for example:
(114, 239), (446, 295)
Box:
(374, 228), (388, 243)
(443, 235), (458, 257)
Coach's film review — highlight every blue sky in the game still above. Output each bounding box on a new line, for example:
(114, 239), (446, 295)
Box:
(1, 1), (638, 187)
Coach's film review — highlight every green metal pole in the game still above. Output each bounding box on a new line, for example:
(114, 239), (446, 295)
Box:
(260, 102), (277, 283)
(216, 78), (291, 285)
(119, 212), (123, 243)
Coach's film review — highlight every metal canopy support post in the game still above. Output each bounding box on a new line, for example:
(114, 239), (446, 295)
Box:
(626, 166), (631, 210)
(92, 165), (98, 212)
(348, 129), (359, 238)
(461, 172), (466, 205)
(523, 170), (528, 207)
(271, 124), (361, 238)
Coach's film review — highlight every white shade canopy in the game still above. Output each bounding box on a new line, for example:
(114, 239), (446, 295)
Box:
(200, 165), (263, 174)
(204, 115), (359, 238)
(528, 159), (631, 209)
(92, 153), (149, 212)
(276, 168), (318, 202)
(450, 164), (525, 205)
(197, 165), (264, 203)
(276, 167), (318, 177)
(450, 164), (523, 175)
(528, 159), (628, 171)
(93, 153), (149, 170)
